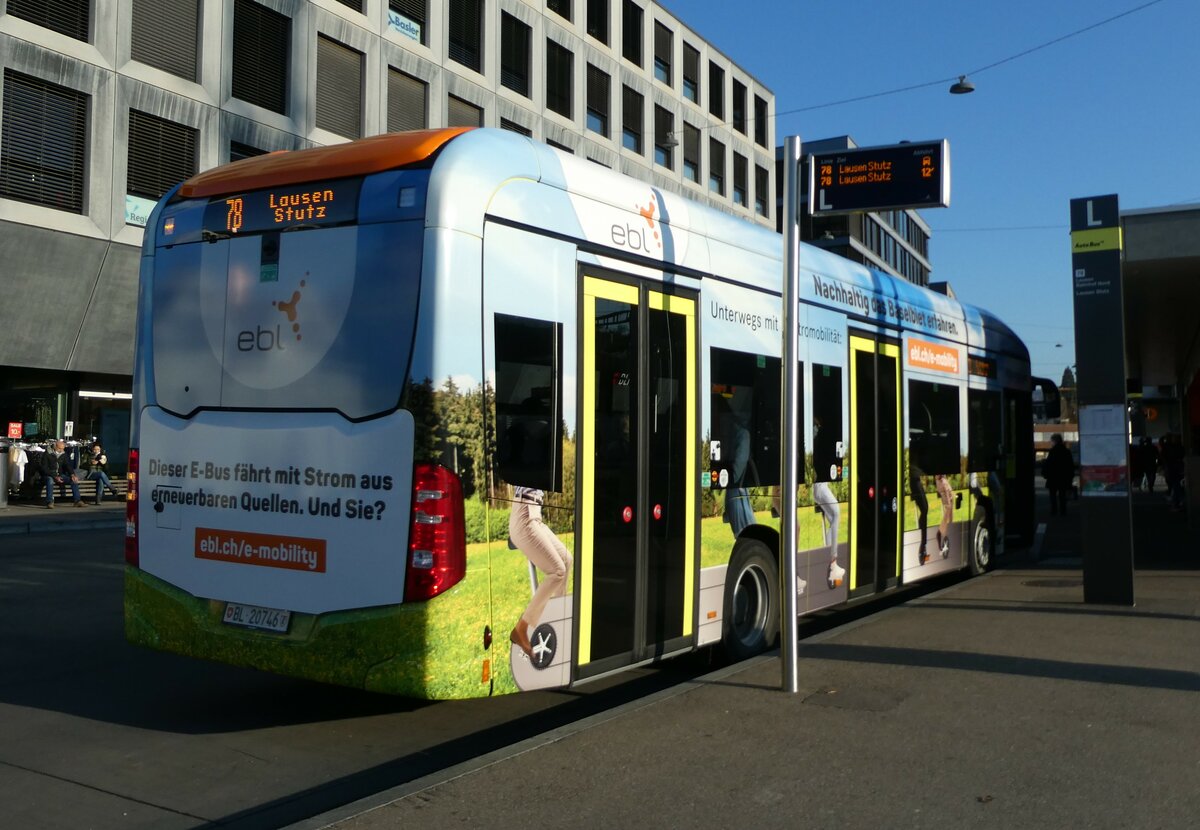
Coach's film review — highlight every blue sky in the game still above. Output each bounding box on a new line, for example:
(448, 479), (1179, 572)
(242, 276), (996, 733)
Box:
(677, 0), (1196, 384)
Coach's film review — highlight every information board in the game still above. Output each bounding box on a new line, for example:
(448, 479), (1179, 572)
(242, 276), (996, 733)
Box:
(808, 140), (950, 215)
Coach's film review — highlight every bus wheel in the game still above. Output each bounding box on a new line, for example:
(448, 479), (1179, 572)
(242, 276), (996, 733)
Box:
(970, 506), (992, 575)
(722, 539), (780, 661)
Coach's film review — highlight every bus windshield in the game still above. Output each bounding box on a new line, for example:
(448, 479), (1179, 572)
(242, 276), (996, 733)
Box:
(151, 182), (424, 420)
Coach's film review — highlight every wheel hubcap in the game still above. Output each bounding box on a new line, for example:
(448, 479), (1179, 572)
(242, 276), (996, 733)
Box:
(732, 564), (769, 646)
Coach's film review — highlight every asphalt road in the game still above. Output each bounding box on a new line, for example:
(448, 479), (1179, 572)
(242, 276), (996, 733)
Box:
(0, 530), (720, 830)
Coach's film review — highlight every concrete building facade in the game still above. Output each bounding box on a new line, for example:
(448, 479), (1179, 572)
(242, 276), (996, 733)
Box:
(0, 0), (776, 458)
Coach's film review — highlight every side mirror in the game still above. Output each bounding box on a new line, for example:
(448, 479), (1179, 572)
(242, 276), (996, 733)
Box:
(1031, 377), (1061, 420)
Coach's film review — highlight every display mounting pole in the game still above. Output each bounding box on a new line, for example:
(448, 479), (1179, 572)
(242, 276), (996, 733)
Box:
(780, 135), (802, 693)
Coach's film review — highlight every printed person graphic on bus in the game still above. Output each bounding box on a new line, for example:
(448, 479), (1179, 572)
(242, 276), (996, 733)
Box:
(812, 416), (846, 589)
(508, 486), (572, 666)
(716, 395), (755, 538)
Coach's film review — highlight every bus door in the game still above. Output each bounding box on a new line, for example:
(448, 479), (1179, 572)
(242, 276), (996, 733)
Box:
(576, 274), (697, 680)
(849, 334), (901, 596)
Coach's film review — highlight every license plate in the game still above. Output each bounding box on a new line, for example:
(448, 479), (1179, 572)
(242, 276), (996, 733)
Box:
(222, 602), (291, 633)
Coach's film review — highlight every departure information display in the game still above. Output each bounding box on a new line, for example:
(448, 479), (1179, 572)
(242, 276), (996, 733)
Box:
(808, 140), (949, 215)
(202, 179), (361, 235)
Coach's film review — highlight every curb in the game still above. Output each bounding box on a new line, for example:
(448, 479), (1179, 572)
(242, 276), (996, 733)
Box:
(0, 517), (125, 536)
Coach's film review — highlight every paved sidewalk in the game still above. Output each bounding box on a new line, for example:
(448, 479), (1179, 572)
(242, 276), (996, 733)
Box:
(0, 496), (126, 535)
(303, 494), (1199, 830)
(310, 560), (1200, 830)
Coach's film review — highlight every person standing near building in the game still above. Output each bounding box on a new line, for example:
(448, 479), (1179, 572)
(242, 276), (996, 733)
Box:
(1042, 433), (1075, 517)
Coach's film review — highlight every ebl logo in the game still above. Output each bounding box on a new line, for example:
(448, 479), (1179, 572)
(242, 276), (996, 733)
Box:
(611, 195), (664, 254)
(237, 279), (306, 351)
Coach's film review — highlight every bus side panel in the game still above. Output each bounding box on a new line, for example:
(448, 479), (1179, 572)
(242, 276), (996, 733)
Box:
(480, 222), (578, 694)
(901, 335), (969, 583)
(795, 303), (851, 613)
(699, 278), (786, 645)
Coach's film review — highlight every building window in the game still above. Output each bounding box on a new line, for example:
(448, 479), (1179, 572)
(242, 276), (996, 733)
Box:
(682, 43), (700, 104)
(733, 152), (747, 206)
(0, 70), (87, 214)
(131, 0), (199, 82)
(682, 122), (699, 183)
(622, 0), (642, 66)
(754, 164), (768, 217)
(127, 109), (197, 202)
(388, 1), (427, 45)
(547, 0), (571, 21)
(708, 62), (724, 118)
(653, 21), (672, 85)
(586, 64), (610, 137)
(333, 0), (362, 11)
(547, 139), (574, 154)
(6, 0), (89, 42)
(546, 40), (573, 119)
(447, 94), (482, 127)
(732, 79), (746, 134)
(754, 95), (768, 147)
(315, 35), (363, 139)
(230, 141), (267, 162)
(708, 137), (724, 195)
(587, 0), (608, 44)
(388, 68), (427, 132)
(622, 85), (642, 154)
(653, 105), (673, 169)
(500, 12), (531, 97)
(448, 0), (483, 73)
(232, 0), (290, 115)
(500, 118), (531, 136)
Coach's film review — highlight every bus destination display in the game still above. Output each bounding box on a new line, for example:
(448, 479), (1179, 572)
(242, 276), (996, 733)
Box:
(808, 140), (949, 215)
(204, 179), (361, 235)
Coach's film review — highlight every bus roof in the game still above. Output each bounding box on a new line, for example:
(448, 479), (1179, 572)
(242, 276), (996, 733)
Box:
(178, 128), (473, 199)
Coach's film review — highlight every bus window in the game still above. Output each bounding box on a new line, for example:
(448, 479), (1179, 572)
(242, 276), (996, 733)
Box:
(710, 347), (783, 491)
(968, 388), (1003, 472)
(494, 313), (563, 492)
(908, 380), (960, 475)
(812, 363), (843, 482)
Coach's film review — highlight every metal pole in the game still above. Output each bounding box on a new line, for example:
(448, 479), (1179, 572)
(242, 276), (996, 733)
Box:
(780, 135), (802, 693)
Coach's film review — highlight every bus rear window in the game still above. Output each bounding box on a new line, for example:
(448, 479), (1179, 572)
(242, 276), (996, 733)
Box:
(150, 219), (422, 419)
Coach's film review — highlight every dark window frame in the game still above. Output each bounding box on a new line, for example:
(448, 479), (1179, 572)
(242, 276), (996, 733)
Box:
(546, 39), (574, 119)
(621, 85), (643, 154)
(388, 66), (428, 132)
(621, 0), (642, 66)
(0, 69), (89, 214)
(586, 63), (610, 137)
(127, 108), (197, 203)
(448, 0), (483, 73)
(500, 11), (531, 97)
(653, 21), (672, 85)
(708, 61), (724, 118)
(682, 42), (700, 104)
(231, 0), (290, 115)
(315, 34), (364, 139)
(586, 0), (608, 44)
(653, 104), (673, 169)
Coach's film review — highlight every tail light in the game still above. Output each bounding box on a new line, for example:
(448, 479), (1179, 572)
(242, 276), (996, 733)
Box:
(405, 463), (467, 602)
(125, 448), (139, 566)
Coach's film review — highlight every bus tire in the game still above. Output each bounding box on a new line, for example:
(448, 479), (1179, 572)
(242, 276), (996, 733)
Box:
(969, 506), (992, 576)
(722, 538), (780, 661)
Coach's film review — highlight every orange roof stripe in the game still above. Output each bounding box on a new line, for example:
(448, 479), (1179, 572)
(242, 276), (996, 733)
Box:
(179, 128), (474, 199)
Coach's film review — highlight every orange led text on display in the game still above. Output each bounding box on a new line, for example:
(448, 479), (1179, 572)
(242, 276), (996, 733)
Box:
(224, 189), (339, 234)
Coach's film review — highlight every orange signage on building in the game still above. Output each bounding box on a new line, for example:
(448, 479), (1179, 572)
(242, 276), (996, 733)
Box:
(907, 338), (960, 374)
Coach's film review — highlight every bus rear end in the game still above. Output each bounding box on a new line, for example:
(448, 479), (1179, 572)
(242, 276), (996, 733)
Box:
(125, 131), (486, 699)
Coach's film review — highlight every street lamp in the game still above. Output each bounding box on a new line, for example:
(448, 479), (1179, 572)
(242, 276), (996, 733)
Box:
(949, 75), (975, 94)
